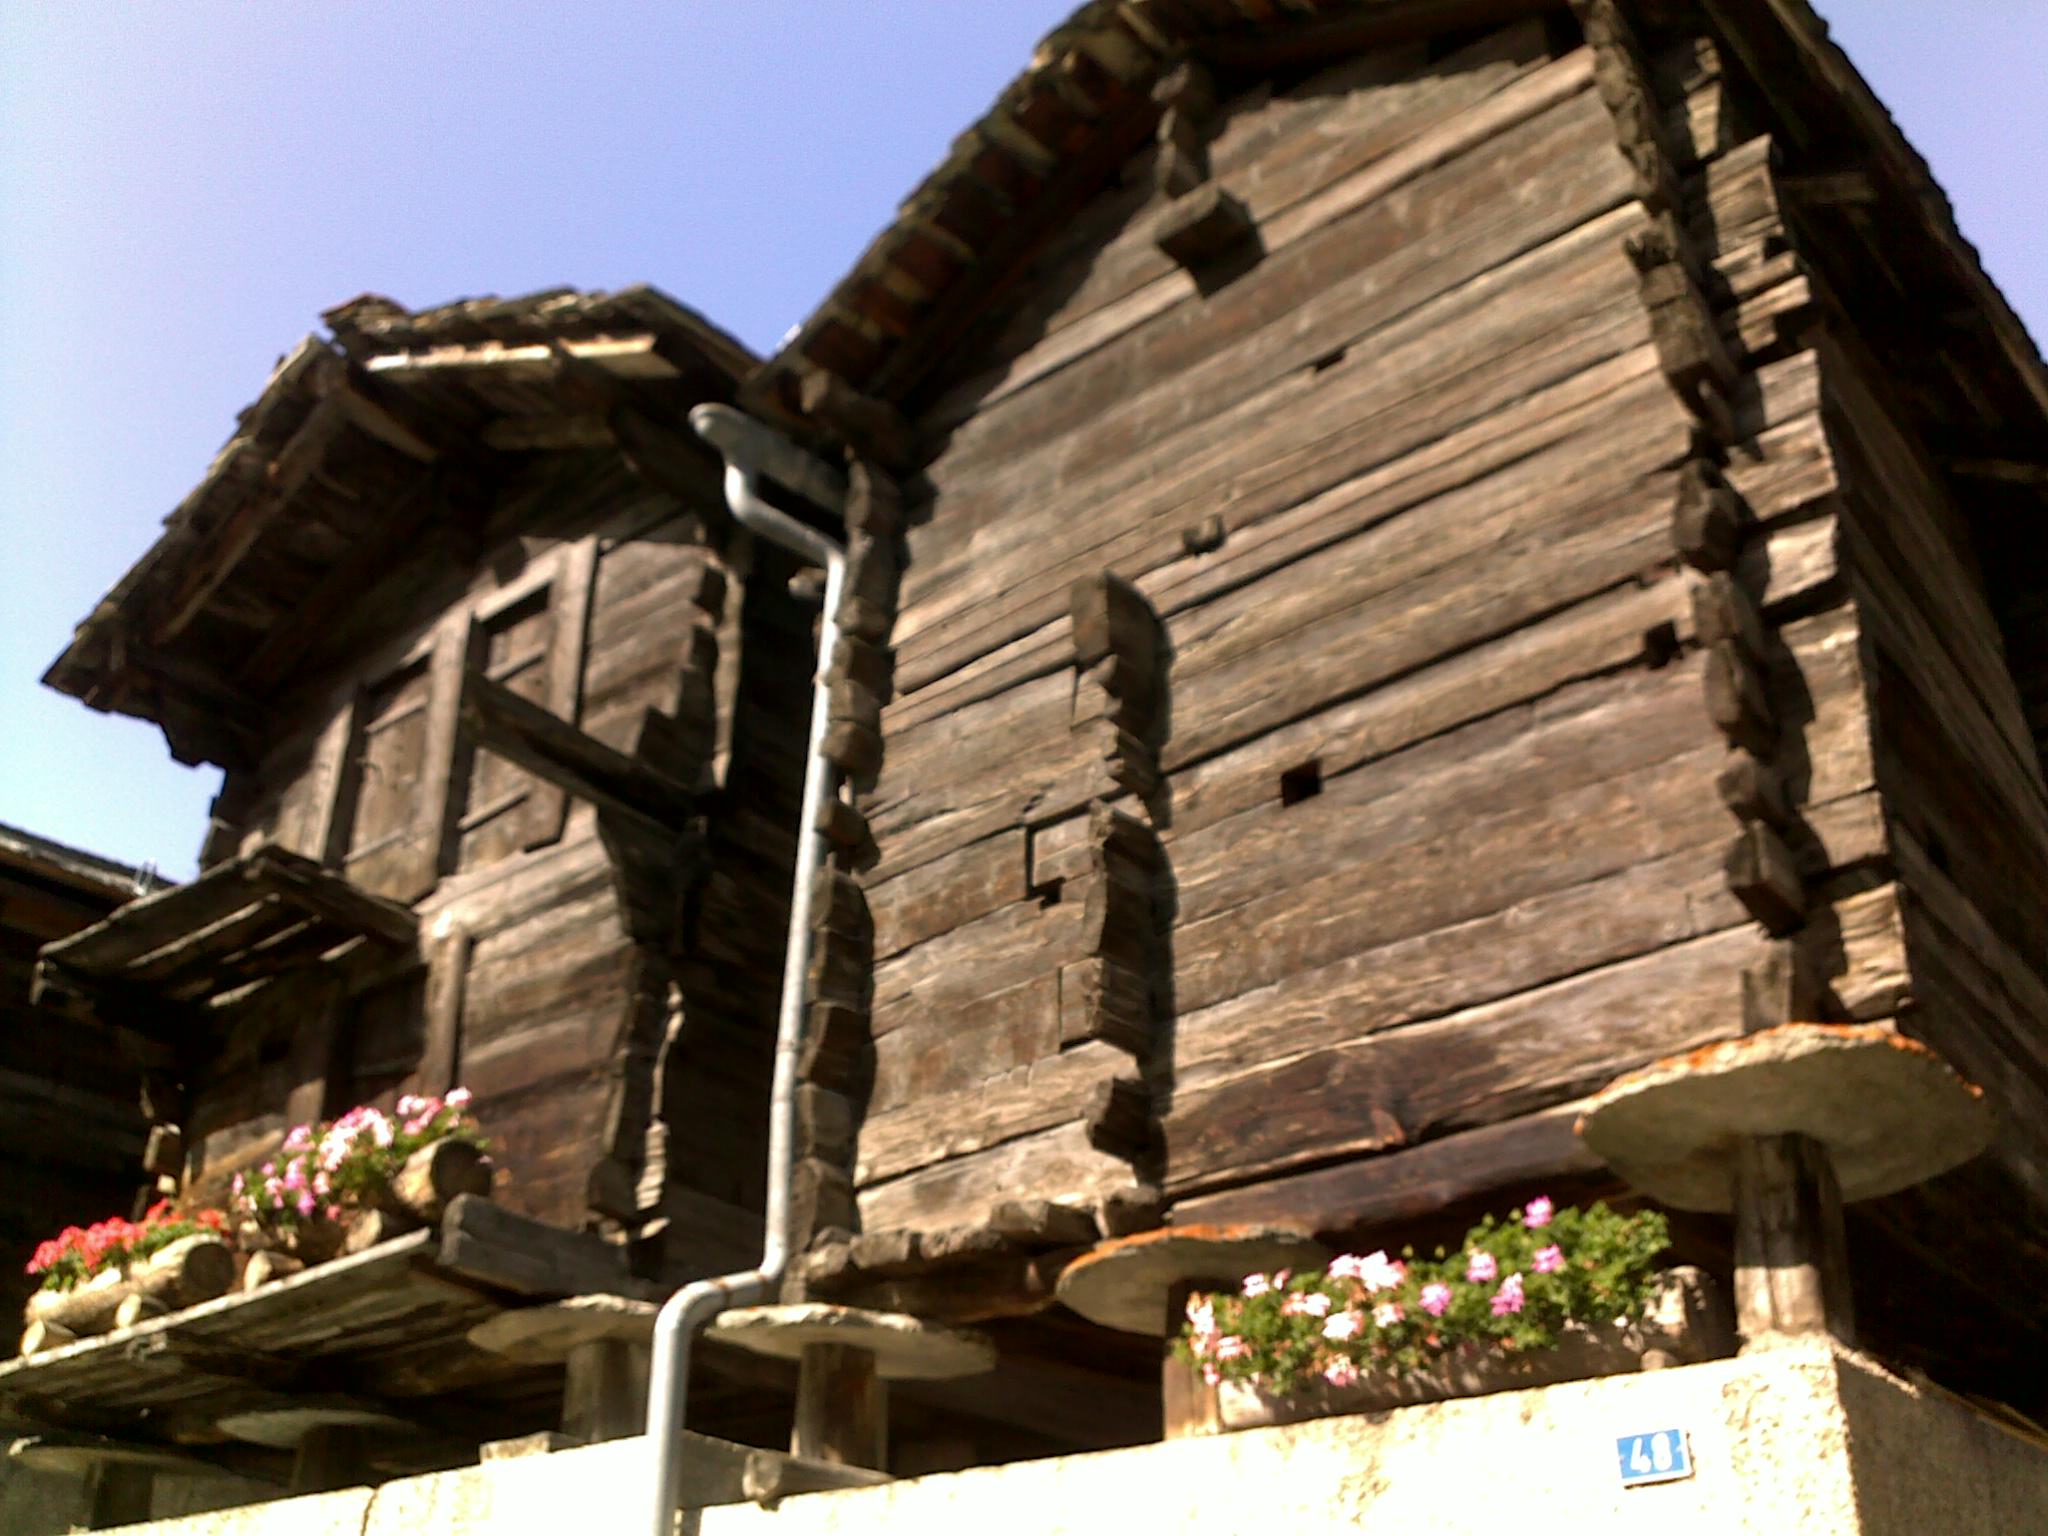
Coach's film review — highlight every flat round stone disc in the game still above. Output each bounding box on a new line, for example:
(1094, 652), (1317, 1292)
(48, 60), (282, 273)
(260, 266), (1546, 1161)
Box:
(1055, 1224), (1328, 1336)
(1576, 1023), (1993, 1212)
(8, 1434), (206, 1475)
(215, 1396), (413, 1449)
(705, 1304), (995, 1380)
(467, 1294), (658, 1363)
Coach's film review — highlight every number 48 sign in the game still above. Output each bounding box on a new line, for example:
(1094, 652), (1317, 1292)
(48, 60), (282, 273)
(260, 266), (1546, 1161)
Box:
(1616, 1428), (1693, 1488)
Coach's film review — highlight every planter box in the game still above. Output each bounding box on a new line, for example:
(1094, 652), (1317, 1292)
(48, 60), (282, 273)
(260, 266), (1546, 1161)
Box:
(1206, 1266), (1734, 1435)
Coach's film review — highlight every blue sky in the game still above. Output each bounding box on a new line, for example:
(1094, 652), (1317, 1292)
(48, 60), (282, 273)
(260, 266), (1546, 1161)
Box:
(3, 2), (2044, 880)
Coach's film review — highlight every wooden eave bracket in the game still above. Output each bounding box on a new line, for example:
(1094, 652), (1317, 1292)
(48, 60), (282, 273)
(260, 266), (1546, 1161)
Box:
(32, 845), (418, 1027)
(458, 670), (697, 844)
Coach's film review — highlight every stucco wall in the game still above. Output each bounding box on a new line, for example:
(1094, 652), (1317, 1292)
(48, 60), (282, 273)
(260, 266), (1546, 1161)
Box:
(87, 1342), (2048, 1536)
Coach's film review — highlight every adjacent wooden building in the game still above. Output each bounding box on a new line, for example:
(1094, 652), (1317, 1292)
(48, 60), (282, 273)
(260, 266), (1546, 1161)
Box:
(743, 0), (2048, 1414)
(14, 0), (2048, 1485)
(0, 824), (155, 1354)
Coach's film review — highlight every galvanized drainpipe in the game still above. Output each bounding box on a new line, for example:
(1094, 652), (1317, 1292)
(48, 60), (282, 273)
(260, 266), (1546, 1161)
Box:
(645, 403), (848, 1536)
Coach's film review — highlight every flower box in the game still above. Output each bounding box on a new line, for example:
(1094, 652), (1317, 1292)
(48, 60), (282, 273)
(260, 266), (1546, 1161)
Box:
(1204, 1266), (1734, 1434)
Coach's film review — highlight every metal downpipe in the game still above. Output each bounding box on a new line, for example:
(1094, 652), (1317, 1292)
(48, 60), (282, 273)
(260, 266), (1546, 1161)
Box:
(645, 405), (849, 1536)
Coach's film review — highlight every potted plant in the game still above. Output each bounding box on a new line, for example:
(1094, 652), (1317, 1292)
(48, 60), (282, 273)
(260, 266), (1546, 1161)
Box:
(21, 1200), (236, 1351)
(1175, 1197), (1731, 1431)
(232, 1088), (491, 1264)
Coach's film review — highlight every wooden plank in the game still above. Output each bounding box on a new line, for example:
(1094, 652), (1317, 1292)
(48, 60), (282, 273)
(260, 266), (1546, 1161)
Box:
(866, 831), (1029, 962)
(431, 1195), (647, 1300)
(901, 333), (1678, 748)
(459, 669), (695, 839)
(1172, 1102), (1602, 1233)
(415, 924), (471, 1096)
(242, 846), (417, 950)
(1160, 924), (1766, 1197)
(856, 1121), (1134, 1234)
(898, 188), (1648, 697)
(527, 536), (600, 850)
(929, 34), (1577, 439)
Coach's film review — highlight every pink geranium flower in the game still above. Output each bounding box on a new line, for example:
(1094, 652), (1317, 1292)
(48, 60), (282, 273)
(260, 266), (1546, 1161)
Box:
(1283, 1289), (1332, 1319)
(1491, 1273), (1526, 1316)
(1214, 1335), (1250, 1362)
(1242, 1273), (1271, 1298)
(1522, 1196), (1555, 1229)
(1322, 1310), (1364, 1342)
(1465, 1251), (1497, 1285)
(1419, 1282), (1453, 1317)
(1372, 1302), (1404, 1329)
(1533, 1244), (1565, 1274)
(1358, 1251), (1406, 1294)
(1324, 1356), (1361, 1389)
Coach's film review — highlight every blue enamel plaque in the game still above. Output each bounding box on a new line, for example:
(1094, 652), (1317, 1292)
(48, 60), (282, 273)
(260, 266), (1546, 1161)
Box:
(1615, 1428), (1692, 1488)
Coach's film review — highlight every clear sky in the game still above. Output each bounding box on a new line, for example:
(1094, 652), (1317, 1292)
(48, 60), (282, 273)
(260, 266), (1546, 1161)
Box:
(3, 2), (2043, 881)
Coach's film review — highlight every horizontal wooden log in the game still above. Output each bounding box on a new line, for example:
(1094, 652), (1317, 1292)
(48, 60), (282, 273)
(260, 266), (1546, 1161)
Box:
(858, 1119), (1136, 1234)
(1058, 957), (1152, 1056)
(1086, 1076), (1155, 1159)
(1154, 183), (1258, 270)
(1162, 923), (1769, 1197)
(1672, 459), (1744, 570)
(1716, 749), (1790, 828)
(868, 832), (1027, 962)
(796, 1085), (856, 1165)
(1724, 823), (1808, 935)
(1172, 1101), (1603, 1234)
(387, 1138), (493, 1224)
(1704, 640), (1776, 754)
(844, 461), (903, 538)
(799, 1001), (871, 1093)
(23, 1234), (237, 1339)
(433, 1196), (642, 1300)
(797, 370), (915, 471)
(460, 669), (694, 839)
(988, 1199), (1100, 1247)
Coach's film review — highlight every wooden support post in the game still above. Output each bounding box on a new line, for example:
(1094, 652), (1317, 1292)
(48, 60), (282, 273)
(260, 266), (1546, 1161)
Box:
(84, 1463), (155, 1530)
(791, 1343), (886, 1469)
(289, 1425), (368, 1495)
(1732, 1132), (1855, 1348)
(561, 1337), (650, 1444)
(1160, 1279), (1223, 1442)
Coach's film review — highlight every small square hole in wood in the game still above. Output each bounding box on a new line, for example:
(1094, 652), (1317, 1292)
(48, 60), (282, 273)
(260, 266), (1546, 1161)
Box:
(1280, 760), (1323, 806)
(1035, 877), (1066, 909)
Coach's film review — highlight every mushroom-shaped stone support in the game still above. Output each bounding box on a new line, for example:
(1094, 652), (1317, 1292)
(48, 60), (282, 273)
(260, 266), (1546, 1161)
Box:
(10, 1432), (242, 1529)
(1055, 1225), (1327, 1439)
(215, 1397), (415, 1494)
(1578, 1023), (1992, 1350)
(467, 1294), (656, 1447)
(706, 1303), (995, 1470)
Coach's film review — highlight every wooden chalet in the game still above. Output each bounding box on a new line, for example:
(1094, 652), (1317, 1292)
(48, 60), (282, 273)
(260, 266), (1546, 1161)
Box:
(0, 825), (156, 1353)
(12, 0), (2048, 1507)
(10, 285), (845, 1480)
(735, 0), (2048, 1424)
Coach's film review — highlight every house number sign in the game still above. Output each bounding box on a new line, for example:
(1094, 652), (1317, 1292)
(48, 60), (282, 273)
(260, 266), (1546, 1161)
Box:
(1615, 1427), (1693, 1488)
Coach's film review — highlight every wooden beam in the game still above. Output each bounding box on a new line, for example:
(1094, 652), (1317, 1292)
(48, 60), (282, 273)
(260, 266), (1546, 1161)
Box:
(431, 1196), (650, 1300)
(240, 847), (417, 950)
(235, 476), (452, 698)
(459, 669), (696, 836)
(415, 924), (471, 1098)
(1195, 0), (1561, 73)
(150, 390), (353, 646)
(1171, 1104), (1604, 1234)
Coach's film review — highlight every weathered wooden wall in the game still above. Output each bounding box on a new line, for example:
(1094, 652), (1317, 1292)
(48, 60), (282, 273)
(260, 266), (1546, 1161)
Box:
(178, 447), (796, 1249)
(846, 16), (1910, 1246)
(0, 849), (147, 1353)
